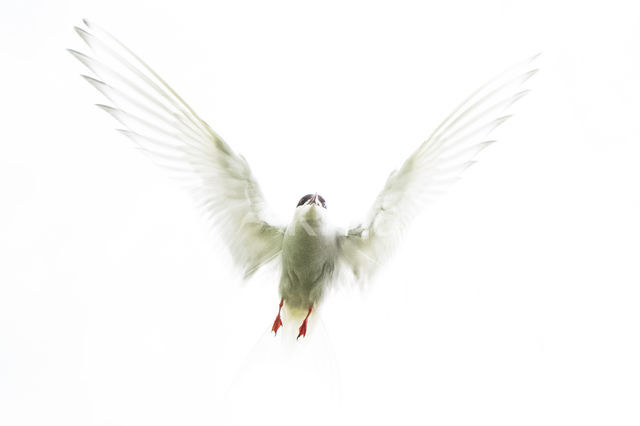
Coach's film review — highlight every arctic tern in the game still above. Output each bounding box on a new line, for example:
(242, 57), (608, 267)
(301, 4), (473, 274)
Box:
(69, 20), (537, 339)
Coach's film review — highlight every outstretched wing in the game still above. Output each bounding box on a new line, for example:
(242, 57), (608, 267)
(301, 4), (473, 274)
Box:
(338, 56), (539, 281)
(69, 20), (284, 278)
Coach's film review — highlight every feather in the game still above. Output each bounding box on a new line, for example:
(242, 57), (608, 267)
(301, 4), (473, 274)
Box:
(70, 20), (284, 278)
(338, 56), (539, 282)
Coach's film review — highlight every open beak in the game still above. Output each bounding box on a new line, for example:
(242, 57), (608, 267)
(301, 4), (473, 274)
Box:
(309, 193), (321, 206)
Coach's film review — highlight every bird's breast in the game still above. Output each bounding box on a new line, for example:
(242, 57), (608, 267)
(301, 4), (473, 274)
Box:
(280, 208), (337, 305)
(282, 211), (335, 268)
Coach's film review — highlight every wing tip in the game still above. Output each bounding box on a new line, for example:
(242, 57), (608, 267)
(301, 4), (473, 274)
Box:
(95, 103), (117, 114)
(511, 89), (531, 104)
(81, 74), (102, 84)
(463, 160), (477, 170)
(66, 48), (85, 59)
(529, 52), (542, 62)
(73, 26), (89, 37)
(523, 68), (540, 80)
(496, 114), (512, 124)
(116, 128), (134, 138)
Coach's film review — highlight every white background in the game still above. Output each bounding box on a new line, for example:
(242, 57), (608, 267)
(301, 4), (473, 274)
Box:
(1, 1), (639, 425)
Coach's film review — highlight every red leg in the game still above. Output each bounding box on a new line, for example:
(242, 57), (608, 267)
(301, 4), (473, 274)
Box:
(297, 305), (313, 339)
(271, 298), (284, 335)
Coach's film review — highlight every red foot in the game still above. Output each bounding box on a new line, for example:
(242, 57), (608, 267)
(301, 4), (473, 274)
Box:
(297, 305), (313, 339)
(272, 299), (284, 335)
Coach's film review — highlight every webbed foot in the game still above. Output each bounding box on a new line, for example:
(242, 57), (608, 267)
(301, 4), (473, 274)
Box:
(271, 299), (284, 335)
(296, 305), (313, 339)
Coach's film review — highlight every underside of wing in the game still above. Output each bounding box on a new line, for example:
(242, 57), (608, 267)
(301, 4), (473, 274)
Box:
(69, 20), (284, 277)
(339, 55), (539, 282)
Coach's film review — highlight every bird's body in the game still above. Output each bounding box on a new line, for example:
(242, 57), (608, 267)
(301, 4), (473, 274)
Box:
(70, 20), (538, 339)
(280, 204), (335, 314)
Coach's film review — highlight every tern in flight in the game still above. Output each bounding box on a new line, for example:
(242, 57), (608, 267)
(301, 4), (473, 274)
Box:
(69, 20), (537, 339)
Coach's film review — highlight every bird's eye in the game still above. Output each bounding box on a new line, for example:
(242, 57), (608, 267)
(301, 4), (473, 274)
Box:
(297, 194), (313, 207)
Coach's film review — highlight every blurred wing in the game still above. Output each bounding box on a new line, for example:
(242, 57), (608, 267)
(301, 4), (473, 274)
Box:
(338, 56), (539, 281)
(69, 20), (284, 277)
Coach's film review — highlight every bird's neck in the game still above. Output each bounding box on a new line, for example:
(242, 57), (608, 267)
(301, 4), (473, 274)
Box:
(289, 206), (328, 236)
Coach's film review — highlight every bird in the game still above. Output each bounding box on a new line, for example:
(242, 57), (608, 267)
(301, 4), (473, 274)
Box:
(69, 20), (538, 339)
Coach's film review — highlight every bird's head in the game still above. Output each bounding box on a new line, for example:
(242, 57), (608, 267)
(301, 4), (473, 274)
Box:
(296, 193), (327, 209)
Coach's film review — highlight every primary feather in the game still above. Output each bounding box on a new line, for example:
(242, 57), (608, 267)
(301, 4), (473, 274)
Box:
(69, 20), (284, 278)
(338, 56), (538, 282)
